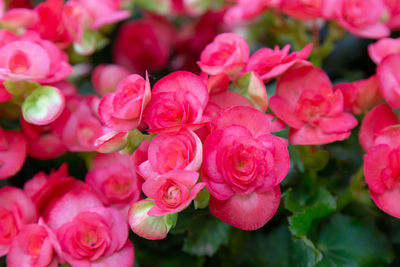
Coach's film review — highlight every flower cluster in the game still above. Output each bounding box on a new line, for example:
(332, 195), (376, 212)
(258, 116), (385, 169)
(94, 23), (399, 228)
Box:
(2, 0), (400, 266)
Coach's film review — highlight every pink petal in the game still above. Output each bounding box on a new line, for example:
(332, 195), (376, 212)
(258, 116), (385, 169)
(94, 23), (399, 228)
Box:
(269, 95), (303, 129)
(319, 113), (358, 134)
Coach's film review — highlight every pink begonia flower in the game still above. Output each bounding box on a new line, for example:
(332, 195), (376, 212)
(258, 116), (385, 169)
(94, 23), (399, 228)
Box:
(0, 128), (27, 179)
(45, 188), (134, 267)
(92, 64), (130, 96)
(377, 54), (400, 109)
(142, 170), (205, 216)
(383, 0), (400, 30)
(364, 126), (400, 218)
(202, 106), (289, 230)
(244, 43), (313, 82)
(113, 15), (175, 76)
(137, 128), (202, 180)
(62, 96), (103, 151)
(76, 0), (130, 30)
(368, 37), (400, 64)
(0, 1), (37, 32)
(359, 104), (398, 152)
(20, 113), (67, 160)
(333, 75), (384, 115)
(224, 0), (281, 23)
(198, 33), (250, 78)
(0, 187), (37, 256)
(128, 199), (177, 240)
(86, 153), (141, 212)
(6, 223), (61, 267)
(98, 74), (151, 132)
(33, 0), (73, 47)
(0, 30), (73, 83)
(143, 71), (209, 133)
(280, 0), (323, 20)
(322, 0), (390, 39)
(270, 66), (358, 145)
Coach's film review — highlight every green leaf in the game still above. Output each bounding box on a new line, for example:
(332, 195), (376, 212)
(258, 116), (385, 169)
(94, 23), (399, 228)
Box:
(232, 225), (321, 267)
(193, 188), (210, 209)
(316, 214), (394, 267)
(177, 209), (232, 257)
(287, 187), (336, 237)
(285, 187), (336, 237)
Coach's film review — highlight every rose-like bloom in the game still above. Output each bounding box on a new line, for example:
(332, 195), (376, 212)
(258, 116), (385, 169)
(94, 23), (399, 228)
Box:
(113, 15), (175, 76)
(142, 170), (205, 216)
(98, 74), (151, 131)
(270, 66), (358, 145)
(280, 0), (322, 20)
(224, 0), (280, 23)
(137, 128), (202, 180)
(62, 96), (103, 151)
(377, 54), (400, 109)
(143, 71), (209, 133)
(383, 0), (400, 30)
(92, 64), (130, 96)
(0, 1), (36, 33)
(322, 0), (389, 39)
(0, 187), (37, 256)
(46, 188), (134, 266)
(359, 104), (399, 151)
(333, 75), (384, 115)
(202, 106), (289, 230)
(0, 127), (27, 179)
(0, 30), (73, 83)
(364, 126), (400, 218)
(86, 153), (141, 212)
(368, 37), (400, 64)
(7, 223), (61, 267)
(198, 33), (249, 78)
(244, 43), (312, 82)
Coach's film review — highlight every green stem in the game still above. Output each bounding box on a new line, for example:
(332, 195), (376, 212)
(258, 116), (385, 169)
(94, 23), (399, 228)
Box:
(337, 165), (364, 211)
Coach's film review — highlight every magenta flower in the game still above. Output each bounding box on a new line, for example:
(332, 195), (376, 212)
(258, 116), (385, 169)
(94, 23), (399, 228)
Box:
(202, 106), (289, 230)
(270, 66), (358, 145)
(0, 128), (27, 180)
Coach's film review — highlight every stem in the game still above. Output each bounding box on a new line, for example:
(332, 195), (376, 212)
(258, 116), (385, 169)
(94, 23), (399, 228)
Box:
(336, 165), (364, 211)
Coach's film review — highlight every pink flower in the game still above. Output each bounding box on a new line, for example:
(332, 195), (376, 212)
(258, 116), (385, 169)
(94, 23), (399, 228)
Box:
(20, 114), (67, 160)
(368, 37), (400, 64)
(270, 66), (358, 145)
(86, 153), (141, 211)
(323, 0), (389, 39)
(143, 71), (209, 133)
(62, 96), (103, 151)
(33, 0), (73, 47)
(333, 75), (384, 115)
(198, 33), (250, 78)
(0, 128), (27, 180)
(98, 74), (151, 132)
(137, 128), (202, 180)
(46, 188), (133, 267)
(202, 106), (289, 230)
(244, 43), (313, 82)
(280, 0), (322, 20)
(92, 64), (130, 96)
(0, 31), (73, 83)
(224, 0), (280, 23)
(142, 170), (205, 216)
(94, 131), (128, 153)
(6, 223), (61, 267)
(113, 15), (175, 76)
(131, 140), (151, 182)
(377, 54), (400, 109)
(359, 104), (398, 151)
(364, 126), (400, 218)
(383, 0), (400, 30)
(0, 187), (37, 256)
